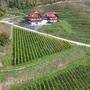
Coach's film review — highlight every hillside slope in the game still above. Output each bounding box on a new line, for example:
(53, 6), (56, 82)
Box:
(39, 2), (90, 44)
(0, 26), (90, 90)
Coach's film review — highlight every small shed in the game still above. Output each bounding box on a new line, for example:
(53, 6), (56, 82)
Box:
(27, 11), (42, 22)
(44, 12), (59, 23)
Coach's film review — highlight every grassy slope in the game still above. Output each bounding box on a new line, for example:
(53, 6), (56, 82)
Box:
(39, 2), (90, 44)
(0, 23), (12, 68)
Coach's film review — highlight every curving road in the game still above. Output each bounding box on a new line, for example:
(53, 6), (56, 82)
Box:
(0, 20), (90, 47)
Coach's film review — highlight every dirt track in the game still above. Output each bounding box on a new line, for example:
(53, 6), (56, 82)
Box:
(0, 76), (33, 90)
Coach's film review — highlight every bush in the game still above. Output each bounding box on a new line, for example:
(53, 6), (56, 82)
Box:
(0, 7), (5, 17)
(0, 32), (9, 46)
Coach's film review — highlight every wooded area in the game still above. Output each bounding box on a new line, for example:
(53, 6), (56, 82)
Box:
(0, 0), (64, 8)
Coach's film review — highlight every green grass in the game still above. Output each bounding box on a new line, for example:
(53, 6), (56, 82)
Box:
(0, 23), (12, 67)
(39, 2), (90, 44)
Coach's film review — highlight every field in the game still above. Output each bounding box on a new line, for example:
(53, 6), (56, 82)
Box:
(11, 27), (71, 66)
(0, 26), (89, 90)
(11, 60), (90, 90)
(2, 27), (71, 66)
(0, 0), (90, 90)
(39, 2), (90, 44)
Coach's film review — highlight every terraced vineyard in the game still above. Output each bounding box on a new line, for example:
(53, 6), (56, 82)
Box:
(11, 59), (90, 90)
(12, 27), (71, 65)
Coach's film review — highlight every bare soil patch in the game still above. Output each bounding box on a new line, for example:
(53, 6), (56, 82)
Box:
(0, 75), (33, 90)
(52, 59), (65, 68)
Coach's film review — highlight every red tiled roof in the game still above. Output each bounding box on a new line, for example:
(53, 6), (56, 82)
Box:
(44, 12), (57, 18)
(28, 11), (41, 18)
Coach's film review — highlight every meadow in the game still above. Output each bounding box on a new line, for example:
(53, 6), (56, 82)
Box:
(39, 2), (90, 44)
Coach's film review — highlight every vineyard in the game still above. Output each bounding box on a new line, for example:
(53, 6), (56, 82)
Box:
(12, 27), (71, 65)
(0, 26), (90, 90)
(0, 0), (90, 90)
(10, 59), (90, 90)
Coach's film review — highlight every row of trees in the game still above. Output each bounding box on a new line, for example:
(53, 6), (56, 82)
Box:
(0, 0), (64, 8)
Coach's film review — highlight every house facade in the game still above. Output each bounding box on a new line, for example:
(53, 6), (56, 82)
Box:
(44, 12), (59, 23)
(26, 11), (42, 22)
(26, 11), (59, 23)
